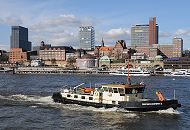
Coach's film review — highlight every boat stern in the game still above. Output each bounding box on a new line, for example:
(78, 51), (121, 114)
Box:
(118, 99), (181, 112)
(52, 92), (63, 103)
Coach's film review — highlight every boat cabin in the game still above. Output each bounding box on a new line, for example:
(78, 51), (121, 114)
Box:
(99, 83), (145, 104)
(60, 82), (145, 105)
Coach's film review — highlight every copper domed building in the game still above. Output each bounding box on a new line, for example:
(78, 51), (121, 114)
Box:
(76, 54), (98, 69)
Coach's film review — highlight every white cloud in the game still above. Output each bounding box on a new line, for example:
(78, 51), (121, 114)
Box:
(49, 32), (78, 47)
(0, 16), (23, 25)
(30, 14), (88, 32)
(159, 32), (172, 38)
(175, 29), (190, 37)
(28, 14), (96, 48)
(96, 28), (131, 46)
(0, 43), (9, 51)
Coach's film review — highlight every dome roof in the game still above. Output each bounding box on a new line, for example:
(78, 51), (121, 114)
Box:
(155, 55), (163, 59)
(99, 56), (110, 61)
(81, 54), (96, 59)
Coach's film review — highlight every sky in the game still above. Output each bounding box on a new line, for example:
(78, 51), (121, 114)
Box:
(0, 0), (190, 51)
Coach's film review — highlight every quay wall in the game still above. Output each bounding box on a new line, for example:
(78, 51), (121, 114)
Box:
(14, 67), (110, 74)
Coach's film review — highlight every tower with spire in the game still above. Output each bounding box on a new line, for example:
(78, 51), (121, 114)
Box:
(101, 38), (104, 47)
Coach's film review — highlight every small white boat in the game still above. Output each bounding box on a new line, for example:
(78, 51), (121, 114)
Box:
(166, 70), (190, 77)
(109, 68), (151, 76)
(0, 67), (13, 72)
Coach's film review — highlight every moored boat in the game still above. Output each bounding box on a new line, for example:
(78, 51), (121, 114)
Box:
(109, 68), (151, 76)
(165, 69), (190, 77)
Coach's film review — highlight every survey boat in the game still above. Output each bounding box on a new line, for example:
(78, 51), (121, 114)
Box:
(52, 81), (181, 112)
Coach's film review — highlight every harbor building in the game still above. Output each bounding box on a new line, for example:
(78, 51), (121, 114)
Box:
(10, 26), (32, 51)
(39, 46), (75, 61)
(131, 17), (158, 47)
(164, 57), (190, 69)
(76, 54), (98, 69)
(79, 26), (95, 50)
(129, 37), (183, 60)
(159, 37), (183, 58)
(172, 37), (183, 57)
(9, 48), (27, 63)
(94, 40), (128, 60)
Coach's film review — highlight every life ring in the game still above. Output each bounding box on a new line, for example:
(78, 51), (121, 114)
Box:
(132, 89), (136, 94)
(94, 91), (99, 96)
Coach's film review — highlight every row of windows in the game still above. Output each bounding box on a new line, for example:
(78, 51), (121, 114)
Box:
(67, 94), (93, 100)
(102, 87), (144, 94)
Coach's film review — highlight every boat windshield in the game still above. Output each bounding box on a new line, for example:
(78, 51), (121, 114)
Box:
(108, 87), (113, 93)
(118, 88), (124, 94)
(103, 87), (108, 92)
(125, 87), (144, 94)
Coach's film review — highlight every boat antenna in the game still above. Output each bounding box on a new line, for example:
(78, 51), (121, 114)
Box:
(73, 83), (85, 89)
(174, 89), (176, 99)
(127, 58), (131, 84)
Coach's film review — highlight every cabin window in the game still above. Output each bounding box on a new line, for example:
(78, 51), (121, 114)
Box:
(74, 95), (78, 98)
(67, 94), (71, 97)
(81, 96), (85, 99)
(136, 87), (145, 93)
(113, 88), (118, 93)
(112, 101), (116, 104)
(125, 88), (132, 94)
(103, 87), (108, 92)
(108, 87), (113, 93)
(89, 97), (93, 100)
(118, 88), (124, 94)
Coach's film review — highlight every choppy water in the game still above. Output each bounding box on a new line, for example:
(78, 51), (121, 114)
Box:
(0, 73), (189, 130)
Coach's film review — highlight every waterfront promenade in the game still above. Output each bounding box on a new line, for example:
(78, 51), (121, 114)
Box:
(14, 67), (110, 74)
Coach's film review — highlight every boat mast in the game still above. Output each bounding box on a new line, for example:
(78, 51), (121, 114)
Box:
(128, 58), (131, 84)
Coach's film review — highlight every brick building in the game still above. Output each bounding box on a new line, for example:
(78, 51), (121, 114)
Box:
(9, 48), (27, 63)
(131, 37), (183, 60)
(39, 46), (75, 61)
(95, 40), (128, 60)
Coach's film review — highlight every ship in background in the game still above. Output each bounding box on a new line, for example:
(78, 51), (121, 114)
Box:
(109, 67), (151, 76)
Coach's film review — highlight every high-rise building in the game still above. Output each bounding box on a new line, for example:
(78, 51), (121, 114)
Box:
(172, 37), (183, 57)
(131, 24), (149, 46)
(131, 17), (158, 47)
(10, 26), (31, 51)
(149, 17), (158, 46)
(79, 26), (95, 50)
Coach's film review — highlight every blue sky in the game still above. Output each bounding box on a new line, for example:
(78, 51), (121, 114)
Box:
(0, 0), (190, 51)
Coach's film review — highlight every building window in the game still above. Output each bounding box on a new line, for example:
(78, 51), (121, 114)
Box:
(81, 96), (85, 99)
(74, 95), (78, 98)
(67, 94), (71, 97)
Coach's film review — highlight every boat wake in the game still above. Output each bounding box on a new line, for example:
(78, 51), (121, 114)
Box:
(0, 94), (56, 107)
(155, 108), (181, 114)
(143, 107), (181, 115)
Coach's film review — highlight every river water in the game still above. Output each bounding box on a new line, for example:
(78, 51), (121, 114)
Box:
(0, 73), (189, 130)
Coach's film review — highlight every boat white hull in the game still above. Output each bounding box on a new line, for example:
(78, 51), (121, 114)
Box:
(109, 73), (151, 76)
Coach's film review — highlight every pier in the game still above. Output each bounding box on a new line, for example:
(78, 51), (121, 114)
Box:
(14, 67), (110, 74)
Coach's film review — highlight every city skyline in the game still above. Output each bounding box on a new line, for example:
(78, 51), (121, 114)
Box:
(0, 0), (190, 51)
